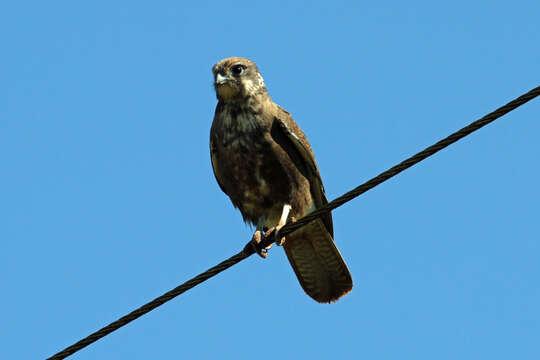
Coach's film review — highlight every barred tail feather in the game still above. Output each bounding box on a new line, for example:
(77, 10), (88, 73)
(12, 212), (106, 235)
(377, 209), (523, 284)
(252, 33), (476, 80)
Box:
(283, 219), (352, 303)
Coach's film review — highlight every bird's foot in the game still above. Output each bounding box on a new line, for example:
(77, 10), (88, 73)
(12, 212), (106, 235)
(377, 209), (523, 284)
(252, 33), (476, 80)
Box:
(248, 230), (272, 258)
(245, 205), (293, 257)
(269, 215), (296, 246)
(257, 226), (281, 247)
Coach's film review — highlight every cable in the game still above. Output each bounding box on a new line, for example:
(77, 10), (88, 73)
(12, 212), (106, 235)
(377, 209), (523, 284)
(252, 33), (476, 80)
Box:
(277, 85), (540, 238)
(47, 85), (540, 360)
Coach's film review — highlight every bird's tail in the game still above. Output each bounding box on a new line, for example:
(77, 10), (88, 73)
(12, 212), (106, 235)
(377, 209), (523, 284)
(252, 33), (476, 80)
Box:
(283, 219), (352, 303)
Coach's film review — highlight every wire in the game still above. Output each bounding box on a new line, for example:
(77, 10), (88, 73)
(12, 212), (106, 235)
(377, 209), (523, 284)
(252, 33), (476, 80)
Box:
(278, 85), (540, 238)
(47, 85), (540, 360)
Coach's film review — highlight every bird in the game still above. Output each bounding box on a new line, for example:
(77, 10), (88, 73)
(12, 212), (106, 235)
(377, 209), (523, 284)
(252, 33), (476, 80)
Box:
(209, 57), (352, 303)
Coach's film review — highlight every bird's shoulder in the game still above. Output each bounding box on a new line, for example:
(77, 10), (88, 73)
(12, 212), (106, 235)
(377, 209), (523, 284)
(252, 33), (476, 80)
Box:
(272, 104), (318, 169)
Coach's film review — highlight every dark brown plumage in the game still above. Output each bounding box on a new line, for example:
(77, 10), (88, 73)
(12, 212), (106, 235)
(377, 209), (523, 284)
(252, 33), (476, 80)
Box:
(210, 57), (352, 303)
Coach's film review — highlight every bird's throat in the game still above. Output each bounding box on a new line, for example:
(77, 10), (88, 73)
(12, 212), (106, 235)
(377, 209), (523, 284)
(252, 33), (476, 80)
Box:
(216, 83), (240, 101)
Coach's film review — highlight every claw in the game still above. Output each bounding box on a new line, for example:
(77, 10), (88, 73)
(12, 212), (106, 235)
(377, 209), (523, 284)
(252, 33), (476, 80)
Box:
(246, 205), (293, 257)
(269, 227), (285, 246)
(248, 230), (270, 258)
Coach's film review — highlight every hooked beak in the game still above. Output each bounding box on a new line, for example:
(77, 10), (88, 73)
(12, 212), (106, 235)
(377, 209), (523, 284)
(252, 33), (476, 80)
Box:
(216, 73), (230, 85)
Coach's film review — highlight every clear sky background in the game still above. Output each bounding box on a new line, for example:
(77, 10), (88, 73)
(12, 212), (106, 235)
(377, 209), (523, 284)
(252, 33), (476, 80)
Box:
(2, 1), (539, 359)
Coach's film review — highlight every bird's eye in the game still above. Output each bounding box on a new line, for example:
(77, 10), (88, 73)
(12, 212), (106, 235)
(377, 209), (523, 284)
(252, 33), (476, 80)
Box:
(230, 65), (244, 76)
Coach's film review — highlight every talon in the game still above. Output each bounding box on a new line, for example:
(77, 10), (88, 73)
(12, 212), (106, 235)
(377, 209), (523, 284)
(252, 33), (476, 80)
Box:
(248, 205), (293, 256)
(249, 230), (268, 258)
(265, 226), (286, 247)
(274, 226), (286, 246)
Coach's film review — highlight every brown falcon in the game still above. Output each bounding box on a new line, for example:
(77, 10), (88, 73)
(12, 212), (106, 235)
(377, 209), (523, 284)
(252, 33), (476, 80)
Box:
(210, 57), (352, 303)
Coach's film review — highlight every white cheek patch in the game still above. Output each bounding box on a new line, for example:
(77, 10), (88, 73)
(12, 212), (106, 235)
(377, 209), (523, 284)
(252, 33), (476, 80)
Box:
(256, 73), (265, 88)
(243, 73), (266, 94)
(244, 79), (255, 93)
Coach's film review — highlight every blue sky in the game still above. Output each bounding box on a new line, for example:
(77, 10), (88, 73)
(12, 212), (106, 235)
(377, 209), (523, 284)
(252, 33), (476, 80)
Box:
(2, 1), (540, 359)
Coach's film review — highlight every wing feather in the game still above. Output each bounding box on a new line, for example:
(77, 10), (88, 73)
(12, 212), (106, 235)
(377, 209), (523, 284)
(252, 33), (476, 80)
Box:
(271, 107), (333, 236)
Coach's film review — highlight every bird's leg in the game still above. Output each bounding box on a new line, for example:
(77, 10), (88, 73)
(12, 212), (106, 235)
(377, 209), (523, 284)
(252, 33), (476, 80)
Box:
(249, 216), (271, 259)
(267, 204), (291, 247)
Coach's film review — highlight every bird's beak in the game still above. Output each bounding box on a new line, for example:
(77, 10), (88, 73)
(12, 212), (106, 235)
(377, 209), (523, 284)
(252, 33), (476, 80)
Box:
(216, 73), (230, 85)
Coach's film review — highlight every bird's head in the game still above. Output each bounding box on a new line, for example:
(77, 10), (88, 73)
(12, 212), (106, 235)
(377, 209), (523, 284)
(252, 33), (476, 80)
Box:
(212, 57), (267, 102)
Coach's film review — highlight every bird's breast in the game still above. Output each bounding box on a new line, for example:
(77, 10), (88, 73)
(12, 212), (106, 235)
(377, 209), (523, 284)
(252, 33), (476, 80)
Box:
(213, 106), (288, 222)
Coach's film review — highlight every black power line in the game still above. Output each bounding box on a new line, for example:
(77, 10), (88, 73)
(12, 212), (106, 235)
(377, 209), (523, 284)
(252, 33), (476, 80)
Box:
(47, 85), (540, 360)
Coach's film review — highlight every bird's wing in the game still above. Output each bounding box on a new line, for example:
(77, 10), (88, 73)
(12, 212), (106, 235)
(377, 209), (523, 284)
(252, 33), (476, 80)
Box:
(271, 106), (333, 236)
